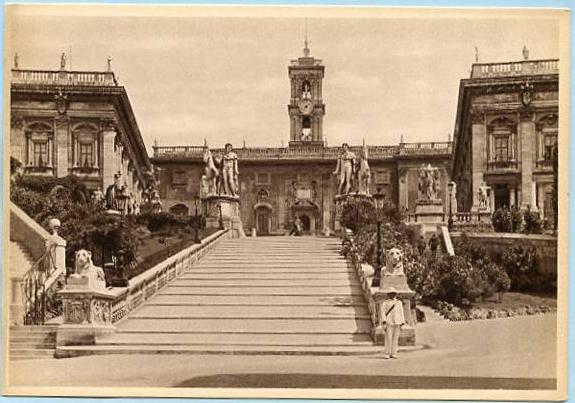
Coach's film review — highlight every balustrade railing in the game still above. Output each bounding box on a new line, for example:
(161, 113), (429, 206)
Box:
(152, 141), (452, 160)
(12, 69), (118, 87)
(487, 160), (519, 171)
(471, 59), (559, 79)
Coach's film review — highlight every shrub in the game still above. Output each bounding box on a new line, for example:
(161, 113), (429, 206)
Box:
(340, 199), (377, 233)
(499, 245), (554, 293)
(511, 207), (523, 232)
(523, 210), (543, 234)
(492, 207), (512, 232)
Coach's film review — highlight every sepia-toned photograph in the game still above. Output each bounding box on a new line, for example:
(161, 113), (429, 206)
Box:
(2, 5), (570, 400)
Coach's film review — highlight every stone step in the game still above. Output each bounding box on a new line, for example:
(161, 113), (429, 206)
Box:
(151, 294), (367, 306)
(56, 344), (379, 357)
(9, 349), (55, 359)
(10, 341), (56, 349)
(133, 305), (370, 318)
(99, 332), (373, 346)
(160, 286), (364, 296)
(182, 269), (358, 281)
(171, 279), (361, 287)
(117, 318), (372, 333)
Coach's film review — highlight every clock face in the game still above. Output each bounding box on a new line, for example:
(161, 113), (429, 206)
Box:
(298, 99), (313, 115)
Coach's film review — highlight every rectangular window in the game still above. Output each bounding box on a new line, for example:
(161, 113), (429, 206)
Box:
(33, 142), (48, 166)
(256, 173), (271, 185)
(543, 135), (557, 161)
(494, 136), (509, 161)
(79, 143), (94, 167)
(172, 171), (187, 187)
(374, 170), (390, 185)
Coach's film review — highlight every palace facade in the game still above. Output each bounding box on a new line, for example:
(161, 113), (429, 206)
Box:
(151, 43), (452, 235)
(10, 56), (153, 205)
(451, 57), (559, 223)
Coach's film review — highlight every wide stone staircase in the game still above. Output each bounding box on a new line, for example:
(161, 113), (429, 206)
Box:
(71, 237), (377, 356)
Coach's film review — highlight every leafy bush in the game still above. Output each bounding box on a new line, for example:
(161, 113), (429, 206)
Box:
(511, 207), (523, 232)
(492, 207), (512, 232)
(500, 245), (554, 293)
(340, 199), (377, 233)
(523, 210), (543, 234)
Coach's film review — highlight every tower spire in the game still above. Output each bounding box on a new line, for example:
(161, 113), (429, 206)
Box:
(303, 18), (310, 57)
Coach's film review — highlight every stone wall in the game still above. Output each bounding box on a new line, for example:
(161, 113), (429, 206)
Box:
(450, 232), (557, 274)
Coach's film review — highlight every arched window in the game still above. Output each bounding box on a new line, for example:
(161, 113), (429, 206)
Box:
(302, 80), (311, 98)
(25, 122), (54, 171)
(72, 123), (100, 171)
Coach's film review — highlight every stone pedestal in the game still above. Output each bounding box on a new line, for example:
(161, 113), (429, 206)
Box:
(373, 275), (416, 346)
(334, 193), (374, 232)
(414, 199), (445, 234)
(203, 195), (245, 238)
(56, 276), (115, 349)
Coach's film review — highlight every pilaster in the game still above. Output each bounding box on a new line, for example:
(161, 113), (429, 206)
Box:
(101, 119), (117, 191)
(519, 109), (536, 210)
(55, 116), (70, 177)
(470, 111), (486, 209)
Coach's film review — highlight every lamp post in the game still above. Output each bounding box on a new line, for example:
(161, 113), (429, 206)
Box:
(447, 181), (455, 231)
(193, 197), (201, 244)
(371, 220), (383, 288)
(218, 203), (224, 230)
(110, 249), (129, 287)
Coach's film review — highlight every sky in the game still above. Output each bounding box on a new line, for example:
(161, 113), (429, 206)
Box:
(8, 6), (561, 153)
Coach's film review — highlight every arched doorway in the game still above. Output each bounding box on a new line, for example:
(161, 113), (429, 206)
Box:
(299, 214), (311, 232)
(255, 205), (272, 235)
(169, 203), (189, 216)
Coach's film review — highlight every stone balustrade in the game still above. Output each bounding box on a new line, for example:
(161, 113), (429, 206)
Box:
(471, 59), (559, 79)
(11, 69), (118, 87)
(152, 141), (452, 161)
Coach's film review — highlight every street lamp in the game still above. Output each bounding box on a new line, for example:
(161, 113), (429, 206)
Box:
(110, 249), (129, 287)
(193, 197), (201, 244)
(371, 221), (383, 288)
(447, 181), (455, 231)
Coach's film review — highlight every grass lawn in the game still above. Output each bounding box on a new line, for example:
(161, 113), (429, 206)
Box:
(473, 292), (557, 310)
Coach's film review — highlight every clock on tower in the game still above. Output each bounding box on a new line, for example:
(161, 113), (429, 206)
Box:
(287, 39), (325, 147)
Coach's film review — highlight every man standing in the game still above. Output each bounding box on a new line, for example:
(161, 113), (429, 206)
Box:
(379, 287), (405, 359)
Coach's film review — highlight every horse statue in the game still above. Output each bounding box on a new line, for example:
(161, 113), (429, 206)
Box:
(203, 146), (220, 196)
(356, 141), (371, 195)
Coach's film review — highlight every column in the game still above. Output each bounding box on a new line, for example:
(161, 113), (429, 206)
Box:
(10, 114), (25, 164)
(398, 168), (408, 211)
(519, 111), (535, 210)
(538, 183), (546, 219)
(489, 187), (495, 210)
(55, 117), (69, 177)
(470, 113), (486, 210)
(531, 182), (538, 212)
(509, 186), (516, 208)
(102, 124), (117, 191)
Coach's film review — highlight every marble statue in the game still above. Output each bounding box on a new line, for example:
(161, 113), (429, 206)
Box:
(449, 181), (458, 213)
(478, 184), (490, 210)
(383, 247), (405, 276)
(105, 173), (121, 210)
(356, 141), (371, 195)
(202, 146), (220, 196)
(60, 52), (67, 70)
(72, 249), (106, 290)
(333, 143), (356, 195)
(418, 164), (440, 201)
(221, 143), (239, 196)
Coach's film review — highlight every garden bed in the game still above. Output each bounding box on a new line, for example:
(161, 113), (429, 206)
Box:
(431, 292), (556, 321)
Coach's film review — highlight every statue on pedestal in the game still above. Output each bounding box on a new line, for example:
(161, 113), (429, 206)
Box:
(72, 249), (106, 290)
(221, 143), (239, 197)
(418, 164), (440, 201)
(202, 147), (220, 196)
(478, 184), (490, 210)
(383, 247), (405, 276)
(356, 141), (371, 195)
(333, 143), (356, 195)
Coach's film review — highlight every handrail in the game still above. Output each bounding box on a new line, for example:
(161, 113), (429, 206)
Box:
(21, 244), (64, 325)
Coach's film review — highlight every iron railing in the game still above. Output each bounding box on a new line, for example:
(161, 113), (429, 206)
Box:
(21, 245), (63, 325)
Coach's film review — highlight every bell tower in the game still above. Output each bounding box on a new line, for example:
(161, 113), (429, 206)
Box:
(288, 37), (325, 147)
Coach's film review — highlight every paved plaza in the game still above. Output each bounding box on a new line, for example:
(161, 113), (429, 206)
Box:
(8, 312), (556, 389)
